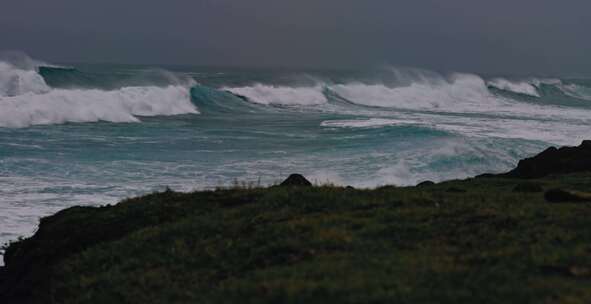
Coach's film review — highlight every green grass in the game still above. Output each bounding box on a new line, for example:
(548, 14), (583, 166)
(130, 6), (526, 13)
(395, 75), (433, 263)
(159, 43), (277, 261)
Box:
(3, 174), (591, 303)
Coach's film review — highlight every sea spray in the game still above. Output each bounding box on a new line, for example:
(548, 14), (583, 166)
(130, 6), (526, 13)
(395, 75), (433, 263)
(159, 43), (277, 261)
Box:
(0, 62), (51, 97)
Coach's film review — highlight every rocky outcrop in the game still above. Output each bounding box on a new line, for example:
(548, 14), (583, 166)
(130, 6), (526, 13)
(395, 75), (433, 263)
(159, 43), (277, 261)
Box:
(416, 181), (435, 187)
(504, 140), (591, 179)
(544, 189), (591, 203)
(280, 174), (312, 187)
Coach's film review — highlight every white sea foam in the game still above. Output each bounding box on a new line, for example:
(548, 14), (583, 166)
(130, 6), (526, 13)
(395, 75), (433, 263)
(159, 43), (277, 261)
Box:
(301, 138), (543, 188)
(487, 78), (540, 97)
(321, 111), (590, 146)
(223, 84), (327, 106)
(0, 53), (199, 128)
(326, 72), (591, 125)
(360, 139), (527, 187)
(0, 85), (198, 128)
(329, 73), (498, 112)
(320, 118), (423, 128)
(0, 62), (51, 97)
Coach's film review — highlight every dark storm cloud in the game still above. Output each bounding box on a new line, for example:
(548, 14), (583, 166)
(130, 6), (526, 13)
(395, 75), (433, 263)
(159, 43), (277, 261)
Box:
(1, 0), (590, 74)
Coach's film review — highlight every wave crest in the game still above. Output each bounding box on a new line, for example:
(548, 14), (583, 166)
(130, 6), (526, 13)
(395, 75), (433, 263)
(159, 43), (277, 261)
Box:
(0, 85), (198, 128)
(329, 73), (493, 112)
(558, 83), (591, 101)
(223, 84), (327, 106)
(487, 78), (540, 97)
(0, 53), (199, 128)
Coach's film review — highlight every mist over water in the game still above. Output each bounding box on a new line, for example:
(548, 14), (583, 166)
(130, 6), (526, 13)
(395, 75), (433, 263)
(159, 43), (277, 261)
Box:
(1, 53), (591, 260)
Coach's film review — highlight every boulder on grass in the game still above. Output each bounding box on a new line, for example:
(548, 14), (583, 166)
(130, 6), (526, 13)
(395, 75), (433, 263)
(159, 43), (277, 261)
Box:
(544, 189), (591, 203)
(417, 181), (435, 187)
(280, 174), (312, 187)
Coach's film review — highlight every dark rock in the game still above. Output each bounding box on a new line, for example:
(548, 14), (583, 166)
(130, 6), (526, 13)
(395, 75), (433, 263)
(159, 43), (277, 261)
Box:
(504, 140), (591, 179)
(544, 189), (591, 203)
(280, 174), (312, 187)
(512, 183), (543, 193)
(540, 265), (591, 278)
(475, 173), (497, 179)
(345, 186), (355, 190)
(569, 266), (591, 277)
(417, 180), (435, 187)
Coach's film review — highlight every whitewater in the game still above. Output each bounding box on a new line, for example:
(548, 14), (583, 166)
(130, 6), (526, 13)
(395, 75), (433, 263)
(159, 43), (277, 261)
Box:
(1, 53), (591, 261)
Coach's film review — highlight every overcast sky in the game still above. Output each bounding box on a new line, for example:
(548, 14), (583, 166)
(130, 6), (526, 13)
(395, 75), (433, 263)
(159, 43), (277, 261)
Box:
(1, 0), (590, 75)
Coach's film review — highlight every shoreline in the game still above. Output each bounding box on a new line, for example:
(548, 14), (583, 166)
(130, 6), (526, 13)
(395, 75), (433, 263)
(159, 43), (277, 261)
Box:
(2, 140), (591, 303)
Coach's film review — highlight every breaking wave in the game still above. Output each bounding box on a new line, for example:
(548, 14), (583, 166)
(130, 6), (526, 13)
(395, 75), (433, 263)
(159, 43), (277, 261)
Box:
(0, 62), (51, 97)
(0, 86), (198, 128)
(487, 78), (540, 97)
(558, 83), (591, 101)
(2, 52), (591, 130)
(219, 70), (591, 125)
(0, 53), (198, 128)
(222, 84), (327, 106)
(329, 73), (495, 112)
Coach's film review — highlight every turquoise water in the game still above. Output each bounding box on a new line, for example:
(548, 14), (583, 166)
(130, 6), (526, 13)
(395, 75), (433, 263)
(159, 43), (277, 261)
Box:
(1, 54), (591, 258)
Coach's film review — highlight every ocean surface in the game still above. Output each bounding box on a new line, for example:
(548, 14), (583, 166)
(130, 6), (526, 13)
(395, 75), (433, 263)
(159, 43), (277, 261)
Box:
(1, 53), (591, 260)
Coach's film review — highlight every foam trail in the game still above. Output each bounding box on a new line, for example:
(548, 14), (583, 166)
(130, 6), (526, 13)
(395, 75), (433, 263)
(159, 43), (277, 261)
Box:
(223, 84), (327, 106)
(0, 85), (198, 128)
(321, 118), (423, 128)
(487, 78), (540, 97)
(321, 112), (590, 146)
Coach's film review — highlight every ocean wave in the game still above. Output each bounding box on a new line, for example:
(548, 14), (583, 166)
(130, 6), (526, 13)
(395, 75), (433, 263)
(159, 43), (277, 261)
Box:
(0, 85), (198, 128)
(329, 73), (501, 112)
(487, 78), (540, 97)
(0, 53), (199, 128)
(218, 75), (591, 126)
(323, 72), (591, 122)
(0, 62), (51, 97)
(558, 83), (591, 101)
(222, 84), (327, 106)
(321, 111), (590, 145)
